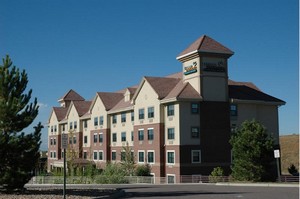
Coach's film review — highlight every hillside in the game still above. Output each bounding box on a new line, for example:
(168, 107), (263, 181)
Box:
(279, 134), (299, 174)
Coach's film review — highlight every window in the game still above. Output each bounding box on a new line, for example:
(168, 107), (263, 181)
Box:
(93, 133), (98, 143)
(230, 104), (238, 116)
(131, 131), (134, 141)
(54, 125), (57, 132)
(54, 138), (56, 145)
(69, 122), (73, 130)
(61, 151), (64, 158)
(167, 128), (175, 140)
(73, 136), (77, 144)
(99, 133), (103, 143)
(62, 124), (65, 132)
(121, 113), (126, 123)
(191, 150), (201, 163)
(121, 151), (126, 161)
(84, 136), (88, 144)
(138, 108), (144, 120)
(167, 151), (175, 164)
(112, 151), (116, 161)
(131, 111), (134, 121)
(53, 151), (56, 158)
(191, 127), (200, 138)
(121, 132), (126, 142)
(94, 117), (98, 126)
(148, 107), (154, 118)
(50, 138), (53, 145)
(191, 103), (199, 114)
(93, 151), (98, 160)
(138, 129), (144, 141)
(69, 137), (72, 144)
(148, 128), (154, 140)
(112, 133), (117, 142)
(99, 116), (104, 125)
(83, 151), (87, 159)
(167, 104), (174, 116)
(147, 151), (154, 164)
(167, 175), (175, 184)
(84, 120), (88, 128)
(74, 121), (77, 129)
(99, 151), (103, 161)
(51, 126), (53, 132)
(112, 115), (117, 124)
(138, 151), (145, 163)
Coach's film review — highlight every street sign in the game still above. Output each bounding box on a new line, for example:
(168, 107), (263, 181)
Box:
(274, 149), (280, 158)
(61, 134), (68, 149)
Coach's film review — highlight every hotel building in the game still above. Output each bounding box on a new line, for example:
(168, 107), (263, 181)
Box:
(48, 35), (285, 182)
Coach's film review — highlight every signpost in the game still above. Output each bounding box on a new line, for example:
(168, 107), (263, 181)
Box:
(274, 149), (281, 182)
(61, 133), (68, 199)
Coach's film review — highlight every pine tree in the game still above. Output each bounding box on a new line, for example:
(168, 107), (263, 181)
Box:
(229, 120), (275, 182)
(0, 55), (43, 191)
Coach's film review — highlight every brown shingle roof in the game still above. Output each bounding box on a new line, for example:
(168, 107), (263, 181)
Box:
(165, 81), (201, 100)
(53, 107), (68, 121)
(59, 89), (85, 102)
(229, 85), (285, 104)
(97, 92), (124, 111)
(145, 76), (181, 99)
(73, 101), (92, 116)
(177, 35), (234, 58)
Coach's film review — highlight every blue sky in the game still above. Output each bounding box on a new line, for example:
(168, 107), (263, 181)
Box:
(0, 0), (298, 150)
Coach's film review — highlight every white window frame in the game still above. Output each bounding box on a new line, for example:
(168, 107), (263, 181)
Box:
(111, 150), (117, 161)
(147, 150), (155, 164)
(167, 174), (176, 184)
(138, 150), (145, 164)
(166, 150), (175, 165)
(93, 150), (98, 161)
(99, 150), (104, 161)
(191, 150), (201, 163)
(147, 128), (154, 140)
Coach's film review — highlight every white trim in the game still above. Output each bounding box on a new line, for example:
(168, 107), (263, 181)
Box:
(166, 150), (175, 165)
(191, 150), (201, 163)
(138, 150), (145, 164)
(167, 174), (176, 184)
(98, 150), (104, 161)
(147, 150), (155, 164)
(176, 50), (198, 60)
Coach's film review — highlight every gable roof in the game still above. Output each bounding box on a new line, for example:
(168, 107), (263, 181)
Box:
(73, 101), (92, 116)
(58, 89), (85, 102)
(96, 92), (124, 111)
(144, 76), (181, 99)
(177, 35), (234, 59)
(164, 81), (202, 101)
(52, 107), (68, 121)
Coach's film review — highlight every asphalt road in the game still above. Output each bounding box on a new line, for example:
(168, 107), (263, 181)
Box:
(26, 183), (299, 199)
(106, 184), (299, 199)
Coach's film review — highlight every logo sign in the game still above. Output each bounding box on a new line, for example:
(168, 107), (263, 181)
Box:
(274, 149), (280, 158)
(61, 134), (68, 149)
(202, 60), (225, 72)
(184, 62), (197, 75)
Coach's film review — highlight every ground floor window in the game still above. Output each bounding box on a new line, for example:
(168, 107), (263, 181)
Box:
(167, 174), (175, 184)
(112, 151), (116, 161)
(191, 150), (201, 163)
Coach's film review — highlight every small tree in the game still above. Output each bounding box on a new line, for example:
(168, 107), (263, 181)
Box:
(288, 164), (299, 176)
(120, 142), (135, 176)
(135, 164), (151, 176)
(230, 120), (274, 182)
(0, 55), (43, 191)
(209, 167), (224, 183)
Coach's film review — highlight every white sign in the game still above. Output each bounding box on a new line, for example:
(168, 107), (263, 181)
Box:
(61, 134), (68, 149)
(274, 149), (280, 158)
